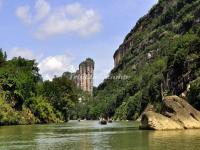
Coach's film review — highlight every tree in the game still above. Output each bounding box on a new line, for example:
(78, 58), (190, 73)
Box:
(43, 75), (78, 121)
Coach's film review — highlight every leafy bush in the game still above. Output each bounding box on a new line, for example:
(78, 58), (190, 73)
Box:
(159, 7), (176, 26)
(179, 14), (194, 33)
(0, 102), (37, 125)
(188, 78), (200, 109)
(26, 96), (61, 123)
(0, 103), (19, 125)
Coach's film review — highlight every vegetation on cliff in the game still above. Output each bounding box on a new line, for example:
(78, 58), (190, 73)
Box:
(82, 0), (200, 120)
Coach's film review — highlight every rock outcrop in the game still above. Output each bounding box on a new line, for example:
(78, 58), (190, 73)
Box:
(113, 36), (134, 67)
(140, 96), (200, 130)
(75, 58), (94, 95)
(137, 104), (154, 122)
(140, 111), (184, 130)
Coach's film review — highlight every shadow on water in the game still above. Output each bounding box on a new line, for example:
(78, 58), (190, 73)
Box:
(0, 121), (200, 150)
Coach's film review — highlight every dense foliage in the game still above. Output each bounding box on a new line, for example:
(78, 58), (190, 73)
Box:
(0, 50), (80, 125)
(80, 0), (200, 120)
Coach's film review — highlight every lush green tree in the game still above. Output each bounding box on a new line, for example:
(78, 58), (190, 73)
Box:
(188, 78), (200, 109)
(0, 50), (79, 125)
(43, 75), (78, 121)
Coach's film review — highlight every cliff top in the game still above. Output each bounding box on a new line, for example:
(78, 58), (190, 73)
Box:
(79, 58), (95, 68)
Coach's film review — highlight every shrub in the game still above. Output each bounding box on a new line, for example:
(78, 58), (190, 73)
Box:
(188, 78), (200, 109)
(26, 96), (61, 123)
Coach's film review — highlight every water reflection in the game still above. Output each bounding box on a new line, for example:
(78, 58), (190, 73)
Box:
(147, 130), (200, 150)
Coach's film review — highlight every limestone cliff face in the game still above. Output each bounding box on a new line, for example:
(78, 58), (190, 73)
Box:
(111, 0), (200, 97)
(113, 38), (134, 67)
(76, 58), (94, 95)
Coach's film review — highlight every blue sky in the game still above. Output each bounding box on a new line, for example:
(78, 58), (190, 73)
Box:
(0, 0), (158, 86)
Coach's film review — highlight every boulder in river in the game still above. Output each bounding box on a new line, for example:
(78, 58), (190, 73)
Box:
(140, 96), (200, 130)
(137, 104), (154, 122)
(140, 111), (184, 130)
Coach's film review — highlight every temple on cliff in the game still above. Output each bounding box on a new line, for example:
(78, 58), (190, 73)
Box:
(75, 58), (94, 95)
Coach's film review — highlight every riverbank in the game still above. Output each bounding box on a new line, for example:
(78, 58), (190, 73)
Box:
(0, 103), (63, 126)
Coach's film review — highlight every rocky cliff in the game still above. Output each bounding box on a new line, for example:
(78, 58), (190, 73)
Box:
(92, 0), (200, 120)
(75, 58), (94, 95)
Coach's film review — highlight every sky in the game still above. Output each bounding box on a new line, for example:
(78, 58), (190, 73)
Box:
(0, 0), (158, 86)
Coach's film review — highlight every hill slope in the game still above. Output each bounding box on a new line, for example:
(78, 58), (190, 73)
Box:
(90, 0), (200, 120)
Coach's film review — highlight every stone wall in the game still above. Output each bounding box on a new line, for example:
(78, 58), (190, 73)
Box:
(75, 58), (94, 95)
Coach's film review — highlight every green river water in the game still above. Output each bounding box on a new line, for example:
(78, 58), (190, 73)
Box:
(0, 121), (200, 150)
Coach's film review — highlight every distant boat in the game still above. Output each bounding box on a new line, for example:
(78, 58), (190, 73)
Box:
(99, 118), (107, 125)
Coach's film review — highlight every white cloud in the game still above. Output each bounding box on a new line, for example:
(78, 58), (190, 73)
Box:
(16, 5), (32, 24)
(16, 0), (50, 24)
(10, 47), (36, 60)
(16, 0), (101, 39)
(35, 0), (51, 21)
(36, 3), (101, 38)
(38, 55), (75, 80)
(10, 47), (75, 81)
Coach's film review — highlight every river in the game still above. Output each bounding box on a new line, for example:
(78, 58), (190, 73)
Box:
(0, 121), (200, 150)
